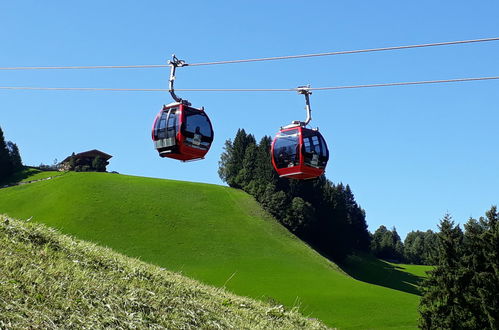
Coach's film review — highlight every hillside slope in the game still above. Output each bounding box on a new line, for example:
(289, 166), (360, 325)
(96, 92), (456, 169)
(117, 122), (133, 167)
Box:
(0, 216), (326, 329)
(0, 172), (421, 329)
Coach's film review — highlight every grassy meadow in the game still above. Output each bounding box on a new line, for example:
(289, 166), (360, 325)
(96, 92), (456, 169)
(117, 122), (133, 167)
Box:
(0, 172), (428, 329)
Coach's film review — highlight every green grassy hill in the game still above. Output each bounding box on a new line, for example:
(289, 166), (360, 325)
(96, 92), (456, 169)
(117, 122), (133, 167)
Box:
(0, 172), (427, 329)
(0, 216), (326, 329)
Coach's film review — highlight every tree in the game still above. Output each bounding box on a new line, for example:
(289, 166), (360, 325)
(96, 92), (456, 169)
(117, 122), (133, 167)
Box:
(419, 214), (468, 329)
(235, 142), (257, 190)
(404, 231), (425, 264)
(283, 197), (315, 234)
(344, 185), (371, 251)
(6, 141), (23, 171)
(422, 230), (438, 264)
(218, 139), (233, 183)
(218, 129), (255, 188)
(371, 225), (404, 261)
(461, 207), (499, 329)
(420, 209), (499, 328)
(404, 230), (438, 265)
(254, 136), (278, 186)
(0, 126), (13, 179)
(92, 156), (107, 172)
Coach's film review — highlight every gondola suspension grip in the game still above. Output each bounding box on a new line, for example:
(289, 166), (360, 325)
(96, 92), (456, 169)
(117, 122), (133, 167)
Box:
(168, 54), (191, 106)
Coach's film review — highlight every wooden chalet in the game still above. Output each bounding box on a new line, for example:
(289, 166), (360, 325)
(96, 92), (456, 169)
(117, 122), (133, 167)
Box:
(60, 149), (112, 171)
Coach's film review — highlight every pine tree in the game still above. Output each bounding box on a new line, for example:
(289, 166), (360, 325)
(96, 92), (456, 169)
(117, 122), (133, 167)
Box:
(419, 214), (468, 329)
(422, 230), (438, 265)
(235, 142), (257, 189)
(283, 197), (315, 234)
(6, 141), (23, 171)
(0, 126), (13, 179)
(218, 139), (234, 183)
(344, 185), (371, 251)
(254, 136), (278, 186)
(218, 129), (255, 188)
(370, 225), (404, 261)
(404, 231), (424, 264)
(463, 207), (499, 329)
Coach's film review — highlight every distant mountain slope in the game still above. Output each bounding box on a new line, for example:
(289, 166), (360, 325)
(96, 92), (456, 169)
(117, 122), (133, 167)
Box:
(0, 172), (420, 329)
(0, 216), (326, 329)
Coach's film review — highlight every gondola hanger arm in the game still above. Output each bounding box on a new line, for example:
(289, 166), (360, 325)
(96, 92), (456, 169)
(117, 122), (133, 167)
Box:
(296, 85), (312, 126)
(168, 55), (191, 106)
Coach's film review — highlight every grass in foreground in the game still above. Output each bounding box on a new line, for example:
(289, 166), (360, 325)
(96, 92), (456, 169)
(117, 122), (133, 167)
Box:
(0, 172), (422, 329)
(0, 216), (327, 329)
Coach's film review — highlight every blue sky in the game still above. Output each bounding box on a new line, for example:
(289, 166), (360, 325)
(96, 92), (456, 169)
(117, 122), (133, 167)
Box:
(1, 1), (498, 238)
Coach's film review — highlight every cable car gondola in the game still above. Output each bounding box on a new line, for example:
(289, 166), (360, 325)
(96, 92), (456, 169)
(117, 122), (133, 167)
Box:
(152, 55), (214, 161)
(271, 88), (329, 179)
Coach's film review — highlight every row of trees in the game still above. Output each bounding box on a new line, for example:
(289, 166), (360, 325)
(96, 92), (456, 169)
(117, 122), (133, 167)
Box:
(218, 129), (371, 261)
(419, 208), (498, 329)
(370, 226), (438, 264)
(0, 126), (23, 180)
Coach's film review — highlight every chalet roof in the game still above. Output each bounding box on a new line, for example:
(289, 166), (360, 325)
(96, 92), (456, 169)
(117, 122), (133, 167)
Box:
(61, 149), (113, 163)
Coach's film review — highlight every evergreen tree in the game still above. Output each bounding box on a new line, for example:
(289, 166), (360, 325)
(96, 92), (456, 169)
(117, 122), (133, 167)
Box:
(6, 141), (23, 171)
(283, 197), (315, 234)
(404, 231), (425, 264)
(462, 207), (499, 329)
(371, 225), (404, 261)
(0, 126), (13, 179)
(422, 230), (438, 265)
(218, 129), (255, 188)
(419, 214), (468, 329)
(254, 136), (278, 186)
(218, 139), (234, 183)
(235, 142), (257, 189)
(420, 209), (499, 328)
(344, 185), (371, 251)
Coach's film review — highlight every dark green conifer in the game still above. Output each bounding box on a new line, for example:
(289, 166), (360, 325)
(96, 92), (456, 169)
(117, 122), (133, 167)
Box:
(419, 214), (467, 329)
(0, 126), (13, 179)
(6, 141), (23, 171)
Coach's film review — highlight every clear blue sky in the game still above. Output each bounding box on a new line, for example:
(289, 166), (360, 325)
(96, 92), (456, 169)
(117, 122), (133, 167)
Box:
(1, 1), (498, 238)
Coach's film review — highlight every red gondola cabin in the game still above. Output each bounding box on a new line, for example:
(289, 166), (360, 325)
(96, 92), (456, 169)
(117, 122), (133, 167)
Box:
(271, 125), (329, 179)
(152, 102), (214, 161)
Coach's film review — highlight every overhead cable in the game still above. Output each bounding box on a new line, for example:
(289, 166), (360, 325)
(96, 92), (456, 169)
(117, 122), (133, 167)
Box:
(0, 37), (498, 70)
(0, 76), (498, 92)
(188, 37), (499, 66)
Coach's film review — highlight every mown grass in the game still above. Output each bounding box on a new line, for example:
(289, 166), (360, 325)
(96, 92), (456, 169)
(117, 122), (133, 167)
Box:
(0, 172), (422, 329)
(0, 216), (327, 329)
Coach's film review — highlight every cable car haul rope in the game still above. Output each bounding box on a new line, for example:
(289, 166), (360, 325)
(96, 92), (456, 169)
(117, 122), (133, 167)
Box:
(0, 36), (498, 70)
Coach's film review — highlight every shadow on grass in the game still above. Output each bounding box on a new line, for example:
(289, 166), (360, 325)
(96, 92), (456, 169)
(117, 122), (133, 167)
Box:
(0, 167), (41, 186)
(339, 253), (425, 296)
